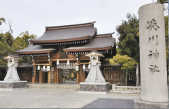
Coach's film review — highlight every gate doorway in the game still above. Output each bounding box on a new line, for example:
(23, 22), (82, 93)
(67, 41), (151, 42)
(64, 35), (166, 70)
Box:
(42, 72), (48, 83)
(60, 69), (76, 84)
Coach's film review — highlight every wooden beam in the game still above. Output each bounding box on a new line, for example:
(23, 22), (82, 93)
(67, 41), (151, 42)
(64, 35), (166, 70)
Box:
(51, 58), (77, 61)
(80, 62), (89, 64)
(34, 63), (50, 66)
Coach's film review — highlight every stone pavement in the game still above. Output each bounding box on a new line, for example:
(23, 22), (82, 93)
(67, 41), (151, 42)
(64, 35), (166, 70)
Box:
(82, 98), (134, 108)
(0, 88), (140, 108)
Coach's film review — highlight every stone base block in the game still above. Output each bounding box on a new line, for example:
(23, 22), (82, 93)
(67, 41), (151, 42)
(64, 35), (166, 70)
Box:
(79, 82), (110, 94)
(134, 99), (168, 108)
(0, 81), (27, 91)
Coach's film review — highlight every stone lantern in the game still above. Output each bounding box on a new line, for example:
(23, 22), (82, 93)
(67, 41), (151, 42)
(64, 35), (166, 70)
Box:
(0, 55), (27, 90)
(3, 55), (20, 81)
(79, 50), (110, 94)
(85, 51), (105, 83)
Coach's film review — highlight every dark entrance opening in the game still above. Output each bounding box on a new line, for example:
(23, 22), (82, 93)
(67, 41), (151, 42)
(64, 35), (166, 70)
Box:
(43, 72), (48, 83)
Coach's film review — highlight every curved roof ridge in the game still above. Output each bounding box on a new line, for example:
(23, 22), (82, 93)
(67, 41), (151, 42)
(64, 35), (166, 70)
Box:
(45, 21), (96, 32)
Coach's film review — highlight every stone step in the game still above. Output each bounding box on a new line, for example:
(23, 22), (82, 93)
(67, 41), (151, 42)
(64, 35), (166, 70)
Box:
(28, 83), (80, 89)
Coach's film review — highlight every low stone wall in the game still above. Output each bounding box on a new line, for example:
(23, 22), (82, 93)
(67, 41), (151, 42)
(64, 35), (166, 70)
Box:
(112, 85), (141, 94)
(0, 81), (27, 90)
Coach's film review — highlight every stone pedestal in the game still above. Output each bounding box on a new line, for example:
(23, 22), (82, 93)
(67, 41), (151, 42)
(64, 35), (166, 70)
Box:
(0, 81), (27, 91)
(79, 82), (110, 94)
(134, 99), (168, 108)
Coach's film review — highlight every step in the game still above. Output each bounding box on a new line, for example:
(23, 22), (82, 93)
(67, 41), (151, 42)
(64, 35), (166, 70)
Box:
(28, 83), (80, 89)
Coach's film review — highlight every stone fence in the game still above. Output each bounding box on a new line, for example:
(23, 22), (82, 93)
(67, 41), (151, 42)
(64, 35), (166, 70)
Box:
(111, 84), (141, 94)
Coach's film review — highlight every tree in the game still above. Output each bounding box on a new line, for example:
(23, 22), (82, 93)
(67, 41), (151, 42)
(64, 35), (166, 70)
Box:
(0, 33), (11, 66)
(4, 32), (14, 48)
(0, 17), (5, 25)
(116, 13), (139, 63)
(0, 17), (5, 22)
(157, 0), (168, 3)
(109, 54), (138, 70)
(12, 31), (37, 51)
(12, 31), (37, 63)
(164, 16), (168, 61)
(109, 54), (138, 85)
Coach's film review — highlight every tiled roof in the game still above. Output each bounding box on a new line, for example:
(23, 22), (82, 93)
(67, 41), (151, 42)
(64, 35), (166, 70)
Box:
(14, 44), (56, 54)
(63, 34), (116, 52)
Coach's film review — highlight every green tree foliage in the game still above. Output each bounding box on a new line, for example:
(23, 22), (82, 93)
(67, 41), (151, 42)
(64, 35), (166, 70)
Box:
(157, 0), (168, 4)
(109, 54), (138, 70)
(0, 17), (5, 22)
(0, 33), (11, 65)
(116, 13), (139, 63)
(0, 17), (5, 25)
(165, 16), (168, 61)
(109, 54), (138, 82)
(0, 30), (37, 65)
(12, 31), (37, 63)
(4, 32), (14, 48)
(12, 31), (37, 51)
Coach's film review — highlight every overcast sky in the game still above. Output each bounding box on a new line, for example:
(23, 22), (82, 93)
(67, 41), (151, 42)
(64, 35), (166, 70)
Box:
(0, 0), (154, 39)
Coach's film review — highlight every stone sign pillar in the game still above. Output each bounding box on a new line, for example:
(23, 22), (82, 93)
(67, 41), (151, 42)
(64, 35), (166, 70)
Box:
(139, 3), (168, 102)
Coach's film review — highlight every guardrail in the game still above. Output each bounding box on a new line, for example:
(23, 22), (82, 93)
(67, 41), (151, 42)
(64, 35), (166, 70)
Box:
(111, 84), (141, 94)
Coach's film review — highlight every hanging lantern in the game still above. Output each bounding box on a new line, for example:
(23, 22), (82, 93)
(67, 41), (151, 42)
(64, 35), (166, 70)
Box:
(88, 64), (90, 69)
(83, 64), (85, 70)
(57, 60), (59, 65)
(74, 63), (79, 71)
(47, 66), (50, 71)
(75, 66), (79, 71)
(43, 65), (45, 70)
(37, 65), (40, 70)
(67, 60), (70, 65)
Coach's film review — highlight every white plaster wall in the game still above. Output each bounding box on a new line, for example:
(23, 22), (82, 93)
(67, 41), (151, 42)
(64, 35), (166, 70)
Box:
(139, 3), (168, 102)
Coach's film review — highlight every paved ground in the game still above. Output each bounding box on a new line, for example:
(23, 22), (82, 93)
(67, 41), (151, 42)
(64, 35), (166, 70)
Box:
(0, 88), (140, 108)
(82, 98), (134, 108)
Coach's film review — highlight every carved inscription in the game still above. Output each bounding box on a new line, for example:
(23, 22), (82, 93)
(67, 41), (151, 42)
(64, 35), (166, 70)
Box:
(146, 19), (159, 31)
(149, 65), (160, 73)
(147, 18), (160, 73)
(148, 35), (158, 45)
(148, 49), (159, 60)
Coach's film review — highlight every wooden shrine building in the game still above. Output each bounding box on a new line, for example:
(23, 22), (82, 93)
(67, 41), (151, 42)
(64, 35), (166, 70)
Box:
(13, 22), (123, 84)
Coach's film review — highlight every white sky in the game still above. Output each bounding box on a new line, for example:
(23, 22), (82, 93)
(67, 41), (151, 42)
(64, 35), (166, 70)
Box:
(0, 0), (154, 39)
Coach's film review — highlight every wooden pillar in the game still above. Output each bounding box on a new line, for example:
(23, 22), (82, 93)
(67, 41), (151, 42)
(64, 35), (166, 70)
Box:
(56, 68), (59, 83)
(48, 61), (52, 84)
(39, 66), (43, 83)
(76, 60), (79, 84)
(53, 66), (58, 83)
(79, 64), (85, 82)
(32, 61), (36, 83)
(53, 66), (56, 83)
(77, 71), (79, 84)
